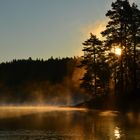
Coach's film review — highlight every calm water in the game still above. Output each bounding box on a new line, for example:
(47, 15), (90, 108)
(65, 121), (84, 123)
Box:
(0, 106), (140, 140)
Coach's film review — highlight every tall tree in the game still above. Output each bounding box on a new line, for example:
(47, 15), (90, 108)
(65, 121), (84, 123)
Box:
(80, 34), (110, 96)
(101, 0), (140, 93)
(127, 3), (140, 92)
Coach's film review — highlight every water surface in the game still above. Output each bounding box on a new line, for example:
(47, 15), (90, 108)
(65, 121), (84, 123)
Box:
(0, 106), (140, 140)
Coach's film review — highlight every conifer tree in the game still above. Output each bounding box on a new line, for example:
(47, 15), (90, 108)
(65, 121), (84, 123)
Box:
(80, 34), (110, 96)
(102, 0), (140, 93)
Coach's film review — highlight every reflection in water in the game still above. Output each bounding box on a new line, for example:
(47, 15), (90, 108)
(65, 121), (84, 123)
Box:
(0, 106), (139, 140)
(114, 127), (121, 139)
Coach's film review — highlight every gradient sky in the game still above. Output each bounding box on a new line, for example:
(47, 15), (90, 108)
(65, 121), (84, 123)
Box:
(0, 0), (140, 62)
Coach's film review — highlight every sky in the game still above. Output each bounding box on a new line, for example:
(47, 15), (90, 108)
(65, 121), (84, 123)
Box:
(0, 0), (140, 62)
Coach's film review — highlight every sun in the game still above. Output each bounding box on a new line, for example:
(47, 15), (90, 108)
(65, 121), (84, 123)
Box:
(114, 47), (121, 55)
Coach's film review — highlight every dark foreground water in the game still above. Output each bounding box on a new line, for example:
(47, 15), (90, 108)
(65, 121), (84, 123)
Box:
(0, 106), (140, 140)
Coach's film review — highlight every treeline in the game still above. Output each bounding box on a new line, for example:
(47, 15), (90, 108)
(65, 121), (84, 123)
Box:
(0, 57), (89, 105)
(0, 57), (77, 85)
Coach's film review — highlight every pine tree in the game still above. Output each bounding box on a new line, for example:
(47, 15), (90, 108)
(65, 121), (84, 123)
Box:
(127, 3), (140, 92)
(80, 34), (110, 96)
(101, 0), (140, 93)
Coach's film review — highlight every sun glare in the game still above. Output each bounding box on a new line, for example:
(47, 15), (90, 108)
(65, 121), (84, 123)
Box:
(114, 47), (121, 56)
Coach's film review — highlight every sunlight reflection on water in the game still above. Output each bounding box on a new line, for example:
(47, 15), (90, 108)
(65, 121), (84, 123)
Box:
(114, 127), (121, 139)
(0, 106), (139, 140)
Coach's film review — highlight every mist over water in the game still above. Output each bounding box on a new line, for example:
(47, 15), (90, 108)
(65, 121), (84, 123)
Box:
(0, 106), (87, 119)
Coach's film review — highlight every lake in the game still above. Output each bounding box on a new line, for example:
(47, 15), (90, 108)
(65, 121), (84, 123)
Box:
(0, 106), (140, 140)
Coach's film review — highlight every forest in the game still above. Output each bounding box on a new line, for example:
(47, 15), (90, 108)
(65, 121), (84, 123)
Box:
(0, 0), (140, 111)
(0, 57), (89, 105)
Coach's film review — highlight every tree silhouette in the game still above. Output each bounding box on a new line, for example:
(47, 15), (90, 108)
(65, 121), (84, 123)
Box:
(80, 0), (140, 101)
(128, 3), (140, 92)
(102, 0), (140, 93)
(80, 34), (110, 97)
